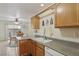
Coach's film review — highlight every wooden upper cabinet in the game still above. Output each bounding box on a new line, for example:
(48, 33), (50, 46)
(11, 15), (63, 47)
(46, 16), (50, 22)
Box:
(55, 3), (77, 28)
(31, 16), (40, 29)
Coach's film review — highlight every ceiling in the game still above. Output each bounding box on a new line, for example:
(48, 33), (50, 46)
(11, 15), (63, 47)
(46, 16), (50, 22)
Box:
(0, 3), (52, 22)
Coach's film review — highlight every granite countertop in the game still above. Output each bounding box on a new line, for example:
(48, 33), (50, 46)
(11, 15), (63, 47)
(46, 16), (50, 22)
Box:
(44, 39), (79, 56)
(33, 36), (79, 56)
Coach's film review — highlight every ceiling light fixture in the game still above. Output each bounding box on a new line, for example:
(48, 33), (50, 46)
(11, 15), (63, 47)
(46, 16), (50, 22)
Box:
(14, 18), (19, 24)
(40, 4), (44, 7)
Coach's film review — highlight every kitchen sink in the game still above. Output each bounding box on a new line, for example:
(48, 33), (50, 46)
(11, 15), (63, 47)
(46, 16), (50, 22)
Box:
(43, 39), (52, 43)
(33, 38), (52, 44)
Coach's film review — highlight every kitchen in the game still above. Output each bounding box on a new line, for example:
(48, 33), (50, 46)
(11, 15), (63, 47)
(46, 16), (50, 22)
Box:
(0, 3), (79, 56)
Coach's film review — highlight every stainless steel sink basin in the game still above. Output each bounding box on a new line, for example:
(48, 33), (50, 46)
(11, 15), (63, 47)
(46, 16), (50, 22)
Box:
(43, 39), (52, 43)
(33, 38), (52, 44)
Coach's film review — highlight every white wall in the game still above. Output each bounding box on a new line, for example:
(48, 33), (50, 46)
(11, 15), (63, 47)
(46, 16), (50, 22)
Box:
(21, 22), (29, 37)
(28, 19), (34, 38)
(0, 21), (6, 41)
(30, 9), (79, 43)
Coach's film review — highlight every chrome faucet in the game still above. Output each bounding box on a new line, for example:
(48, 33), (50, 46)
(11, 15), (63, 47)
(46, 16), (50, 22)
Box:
(43, 27), (47, 40)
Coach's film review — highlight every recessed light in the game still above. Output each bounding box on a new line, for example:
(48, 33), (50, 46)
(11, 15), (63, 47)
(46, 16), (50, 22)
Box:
(40, 4), (44, 7)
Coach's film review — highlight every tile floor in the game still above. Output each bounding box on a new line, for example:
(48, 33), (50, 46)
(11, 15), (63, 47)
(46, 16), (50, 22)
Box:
(0, 40), (18, 56)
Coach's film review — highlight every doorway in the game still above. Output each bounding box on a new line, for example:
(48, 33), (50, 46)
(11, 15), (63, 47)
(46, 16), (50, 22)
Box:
(7, 24), (21, 47)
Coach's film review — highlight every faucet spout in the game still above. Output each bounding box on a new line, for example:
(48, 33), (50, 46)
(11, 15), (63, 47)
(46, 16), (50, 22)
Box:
(44, 36), (47, 40)
(43, 27), (47, 40)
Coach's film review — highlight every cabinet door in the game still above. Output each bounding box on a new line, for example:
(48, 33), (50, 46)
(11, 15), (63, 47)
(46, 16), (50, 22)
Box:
(19, 45), (29, 56)
(35, 17), (40, 29)
(31, 41), (36, 56)
(77, 3), (79, 25)
(36, 46), (44, 56)
(19, 40), (29, 56)
(28, 39), (36, 56)
(55, 3), (77, 28)
(35, 42), (45, 56)
(31, 16), (40, 29)
(31, 17), (36, 28)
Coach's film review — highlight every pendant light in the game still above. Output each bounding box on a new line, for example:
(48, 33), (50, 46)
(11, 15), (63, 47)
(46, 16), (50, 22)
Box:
(14, 18), (19, 24)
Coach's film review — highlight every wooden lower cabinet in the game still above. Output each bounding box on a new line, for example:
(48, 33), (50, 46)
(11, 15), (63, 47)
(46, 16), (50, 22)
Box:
(19, 39), (30, 56)
(19, 39), (45, 56)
